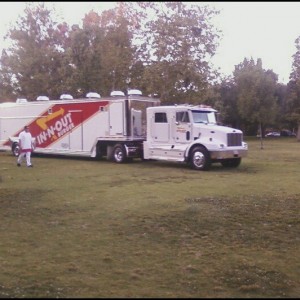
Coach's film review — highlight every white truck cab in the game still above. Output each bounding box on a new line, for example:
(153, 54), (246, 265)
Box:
(143, 104), (248, 170)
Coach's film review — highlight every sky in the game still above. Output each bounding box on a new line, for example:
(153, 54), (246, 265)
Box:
(0, 1), (300, 84)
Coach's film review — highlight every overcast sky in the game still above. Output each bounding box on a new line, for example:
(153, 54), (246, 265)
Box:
(0, 1), (299, 84)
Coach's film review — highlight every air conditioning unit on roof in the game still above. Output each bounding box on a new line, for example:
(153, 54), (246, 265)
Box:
(128, 89), (142, 96)
(110, 91), (125, 97)
(36, 95), (49, 101)
(86, 92), (101, 98)
(60, 94), (73, 100)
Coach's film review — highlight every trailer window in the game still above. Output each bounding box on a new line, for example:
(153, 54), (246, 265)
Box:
(155, 112), (167, 123)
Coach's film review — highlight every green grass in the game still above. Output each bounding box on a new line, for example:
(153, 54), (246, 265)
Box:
(0, 138), (299, 297)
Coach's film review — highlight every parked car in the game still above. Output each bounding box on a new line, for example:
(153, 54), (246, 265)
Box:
(266, 131), (280, 137)
(280, 130), (296, 137)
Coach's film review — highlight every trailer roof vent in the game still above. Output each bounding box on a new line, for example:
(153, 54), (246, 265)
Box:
(110, 91), (125, 97)
(36, 95), (49, 101)
(60, 94), (73, 100)
(86, 92), (101, 99)
(128, 89), (142, 96)
(16, 98), (28, 103)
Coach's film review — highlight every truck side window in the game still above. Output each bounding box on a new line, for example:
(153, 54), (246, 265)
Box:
(176, 111), (189, 123)
(155, 112), (167, 123)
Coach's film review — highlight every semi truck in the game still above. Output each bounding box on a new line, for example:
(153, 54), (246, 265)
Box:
(0, 90), (248, 170)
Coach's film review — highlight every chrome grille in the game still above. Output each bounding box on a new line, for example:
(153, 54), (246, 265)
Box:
(227, 133), (242, 146)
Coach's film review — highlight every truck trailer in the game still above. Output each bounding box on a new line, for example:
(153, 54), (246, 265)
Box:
(0, 90), (248, 170)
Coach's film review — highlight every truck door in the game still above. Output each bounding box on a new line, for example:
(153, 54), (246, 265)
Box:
(150, 111), (170, 142)
(173, 111), (192, 143)
(109, 102), (124, 136)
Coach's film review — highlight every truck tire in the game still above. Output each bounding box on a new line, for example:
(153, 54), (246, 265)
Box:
(12, 143), (20, 157)
(221, 158), (241, 168)
(189, 146), (211, 171)
(112, 144), (126, 163)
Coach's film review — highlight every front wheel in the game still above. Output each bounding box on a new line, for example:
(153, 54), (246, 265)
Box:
(189, 146), (211, 171)
(112, 144), (127, 163)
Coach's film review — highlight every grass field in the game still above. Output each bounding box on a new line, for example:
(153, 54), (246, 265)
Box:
(0, 138), (299, 298)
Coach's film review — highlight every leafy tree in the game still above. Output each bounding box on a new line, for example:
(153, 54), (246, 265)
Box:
(0, 1), (220, 102)
(135, 2), (220, 103)
(212, 76), (242, 129)
(233, 58), (278, 136)
(64, 3), (138, 97)
(98, 4), (135, 94)
(274, 83), (291, 129)
(0, 3), (71, 100)
(0, 49), (16, 101)
(287, 36), (300, 140)
(64, 19), (105, 97)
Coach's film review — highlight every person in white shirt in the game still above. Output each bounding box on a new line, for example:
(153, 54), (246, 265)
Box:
(17, 125), (34, 167)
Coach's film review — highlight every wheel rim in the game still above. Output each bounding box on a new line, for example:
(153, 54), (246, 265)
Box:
(13, 145), (20, 157)
(193, 151), (205, 168)
(114, 148), (123, 162)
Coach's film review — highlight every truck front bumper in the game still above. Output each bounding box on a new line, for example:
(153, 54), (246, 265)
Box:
(210, 149), (248, 160)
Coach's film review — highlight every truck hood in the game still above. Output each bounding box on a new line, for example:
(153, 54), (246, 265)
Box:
(193, 123), (243, 146)
(195, 123), (242, 134)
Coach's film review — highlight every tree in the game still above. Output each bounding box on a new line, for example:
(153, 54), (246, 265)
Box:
(0, 50), (16, 101)
(287, 36), (300, 140)
(98, 4), (136, 94)
(135, 2), (220, 103)
(0, 3), (71, 100)
(233, 58), (278, 137)
(213, 76), (242, 129)
(63, 3), (138, 97)
(64, 19), (105, 97)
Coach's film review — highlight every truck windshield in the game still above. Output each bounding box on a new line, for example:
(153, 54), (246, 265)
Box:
(191, 110), (217, 124)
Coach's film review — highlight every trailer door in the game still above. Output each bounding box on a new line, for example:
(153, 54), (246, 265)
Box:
(109, 102), (124, 135)
(69, 110), (83, 150)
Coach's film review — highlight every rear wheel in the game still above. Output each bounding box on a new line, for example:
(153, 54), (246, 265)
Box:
(112, 144), (126, 163)
(12, 143), (20, 157)
(189, 146), (211, 171)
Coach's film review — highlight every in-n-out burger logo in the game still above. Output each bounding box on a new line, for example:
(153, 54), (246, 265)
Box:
(36, 108), (75, 145)
(2, 101), (108, 148)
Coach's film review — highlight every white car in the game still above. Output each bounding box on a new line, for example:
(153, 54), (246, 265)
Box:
(266, 131), (280, 137)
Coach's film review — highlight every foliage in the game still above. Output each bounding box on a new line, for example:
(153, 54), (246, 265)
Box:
(0, 3), (138, 100)
(0, 2), (299, 137)
(233, 58), (278, 135)
(65, 6), (137, 97)
(210, 76), (242, 129)
(0, 3), (70, 100)
(137, 2), (220, 103)
(286, 36), (300, 139)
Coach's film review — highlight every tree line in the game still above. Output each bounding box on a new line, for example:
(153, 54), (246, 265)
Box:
(0, 2), (299, 138)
